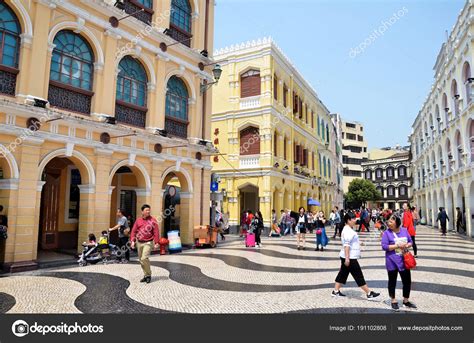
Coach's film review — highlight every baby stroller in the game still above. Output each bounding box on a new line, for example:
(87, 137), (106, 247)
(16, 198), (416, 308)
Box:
(78, 232), (120, 266)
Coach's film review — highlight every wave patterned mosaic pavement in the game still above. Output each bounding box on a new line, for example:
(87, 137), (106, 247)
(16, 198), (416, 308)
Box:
(0, 226), (473, 314)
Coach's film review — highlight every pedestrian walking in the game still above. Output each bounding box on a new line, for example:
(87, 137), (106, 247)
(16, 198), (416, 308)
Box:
(412, 205), (420, 229)
(437, 207), (449, 236)
(108, 208), (130, 262)
(296, 207), (308, 250)
(381, 214), (417, 311)
(130, 204), (160, 284)
(252, 211), (264, 248)
(357, 206), (370, 232)
(456, 207), (464, 234)
(402, 203), (417, 258)
(315, 212), (329, 251)
(332, 207), (341, 238)
(332, 211), (380, 300)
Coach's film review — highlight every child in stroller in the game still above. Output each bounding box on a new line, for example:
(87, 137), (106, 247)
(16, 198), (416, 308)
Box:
(78, 231), (119, 266)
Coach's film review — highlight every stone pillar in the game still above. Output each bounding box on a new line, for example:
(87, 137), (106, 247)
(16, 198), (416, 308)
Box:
(77, 185), (96, 251)
(93, 149), (114, 233)
(10, 138), (43, 270)
(150, 157), (165, 235)
(26, 2), (53, 99)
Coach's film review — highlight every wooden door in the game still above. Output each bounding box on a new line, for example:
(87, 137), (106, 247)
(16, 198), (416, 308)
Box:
(39, 170), (61, 250)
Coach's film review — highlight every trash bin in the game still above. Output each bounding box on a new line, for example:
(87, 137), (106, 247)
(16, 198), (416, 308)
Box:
(167, 230), (182, 254)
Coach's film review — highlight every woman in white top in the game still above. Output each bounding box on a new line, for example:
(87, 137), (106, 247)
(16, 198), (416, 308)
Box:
(332, 211), (381, 300)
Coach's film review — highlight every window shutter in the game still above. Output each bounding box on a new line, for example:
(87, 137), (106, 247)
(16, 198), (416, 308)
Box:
(293, 93), (298, 114)
(241, 70), (261, 98)
(284, 138), (287, 160)
(299, 99), (303, 119)
(295, 144), (300, 164)
(240, 127), (260, 155)
(273, 75), (278, 100)
(303, 149), (307, 166)
(283, 85), (288, 107)
(274, 131), (277, 157)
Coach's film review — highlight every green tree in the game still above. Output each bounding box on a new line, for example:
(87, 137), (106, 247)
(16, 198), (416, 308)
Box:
(345, 179), (381, 208)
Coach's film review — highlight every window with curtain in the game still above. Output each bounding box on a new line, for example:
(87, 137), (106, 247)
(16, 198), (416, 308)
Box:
(115, 56), (148, 127)
(165, 76), (189, 138)
(0, 2), (21, 95)
(48, 30), (94, 114)
(50, 30), (93, 91)
(116, 56), (147, 107)
(171, 0), (192, 33)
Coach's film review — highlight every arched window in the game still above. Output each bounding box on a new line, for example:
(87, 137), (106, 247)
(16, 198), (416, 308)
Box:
(123, 0), (153, 24)
(323, 157), (327, 177)
(115, 56), (148, 127)
(375, 168), (383, 180)
(0, 2), (21, 95)
(463, 62), (472, 105)
(399, 185), (407, 197)
(48, 30), (94, 114)
(240, 69), (260, 98)
(387, 185), (395, 197)
(321, 120), (325, 140)
(317, 116), (320, 136)
(470, 120), (474, 164)
(328, 159), (331, 178)
(326, 124), (329, 144)
(451, 79), (459, 117)
(165, 76), (189, 138)
(319, 154), (322, 176)
(168, 0), (192, 47)
(240, 126), (260, 156)
(365, 170), (372, 180)
(442, 93), (448, 126)
(435, 105), (441, 133)
(386, 166), (394, 179)
(398, 165), (406, 178)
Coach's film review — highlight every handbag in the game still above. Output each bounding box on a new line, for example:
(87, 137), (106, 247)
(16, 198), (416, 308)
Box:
(316, 229), (322, 235)
(403, 249), (417, 269)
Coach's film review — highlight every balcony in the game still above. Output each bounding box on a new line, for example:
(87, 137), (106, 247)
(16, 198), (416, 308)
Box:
(166, 24), (192, 48)
(165, 116), (188, 139)
(115, 101), (147, 128)
(239, 155), (260, 168)
(240, 96), (260, 110)
(0, 66), (18, 96)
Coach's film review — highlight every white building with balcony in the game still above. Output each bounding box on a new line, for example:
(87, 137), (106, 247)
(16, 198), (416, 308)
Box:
(409, 0), (474, 237)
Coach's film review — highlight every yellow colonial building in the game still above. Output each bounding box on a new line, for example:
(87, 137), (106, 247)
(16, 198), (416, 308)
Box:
(0, 0), (217, 272)
(211, 38), (342, 229)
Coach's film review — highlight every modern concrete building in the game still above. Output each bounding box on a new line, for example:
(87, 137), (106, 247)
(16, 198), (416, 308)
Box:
(362, 146), (412, 210)
(409, 0), (473, 237)
(0, 0), (217, 271)
(341, 120), (368, 193)
(211, 38), (341, 230)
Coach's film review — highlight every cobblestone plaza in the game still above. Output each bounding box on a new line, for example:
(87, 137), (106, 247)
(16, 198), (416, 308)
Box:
(1, 226), (472, 314)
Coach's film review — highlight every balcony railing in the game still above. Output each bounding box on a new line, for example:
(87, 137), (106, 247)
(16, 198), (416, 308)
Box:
(166, 24), (192, 47)
(115, 101), (147, 128)
(123, 0), (153, 25)
(240, 155), (260, 168)
(165, 116), (188, 139)
(48, 81), (92, 115)
(0, 67), (18, 96)
(240, 96), (260, 109)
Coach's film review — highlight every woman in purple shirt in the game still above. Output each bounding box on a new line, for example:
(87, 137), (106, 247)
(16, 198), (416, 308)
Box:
(381, 214), (417, 311)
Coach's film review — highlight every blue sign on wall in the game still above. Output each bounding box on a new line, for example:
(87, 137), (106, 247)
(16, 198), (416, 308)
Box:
(210, 182), (218, 192)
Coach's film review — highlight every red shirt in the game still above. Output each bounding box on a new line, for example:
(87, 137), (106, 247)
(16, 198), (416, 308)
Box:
(130, 216), (160, 244)
(403, 210), (415, 236)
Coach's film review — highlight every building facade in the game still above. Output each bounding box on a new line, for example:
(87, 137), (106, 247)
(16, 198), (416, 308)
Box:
(331, 113), (345, 208)
(341, 120), (368, 193)
(409, 0), (473, 237)
(362, 147), (412, 210)
(0, 0), (216, 272)
(211, 38), (342, 230)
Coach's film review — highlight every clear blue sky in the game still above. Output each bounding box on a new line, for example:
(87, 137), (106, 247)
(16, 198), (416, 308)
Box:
(213, 0), (465, 149)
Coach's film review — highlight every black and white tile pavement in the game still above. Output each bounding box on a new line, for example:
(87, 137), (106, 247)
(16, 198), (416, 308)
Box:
(0, 226), (472, 314)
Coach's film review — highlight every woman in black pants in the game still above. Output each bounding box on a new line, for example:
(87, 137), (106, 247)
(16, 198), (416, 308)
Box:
(332, 212), (380, 300)
(381, 214), (417, 311)
(252, 211), (264, 248)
